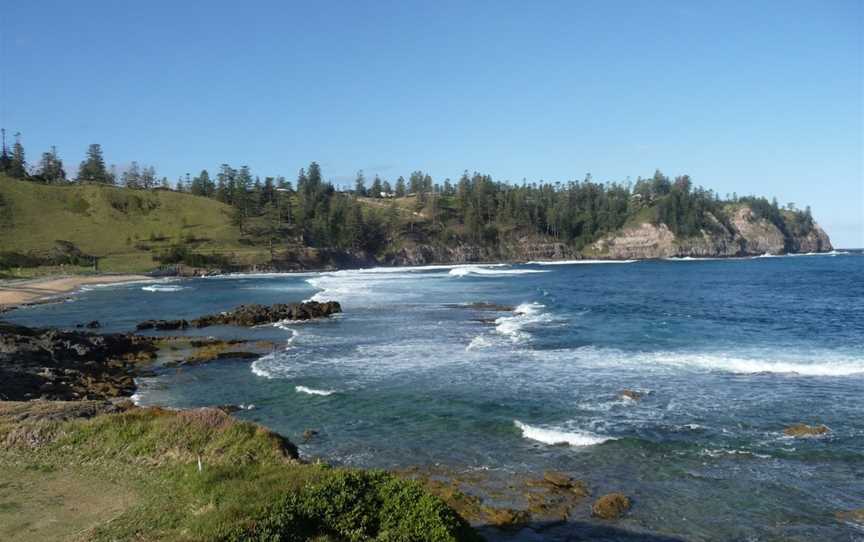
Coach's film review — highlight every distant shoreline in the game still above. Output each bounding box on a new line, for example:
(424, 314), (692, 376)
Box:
(1, 249), (852, 313)
(0, 274), (151, 312)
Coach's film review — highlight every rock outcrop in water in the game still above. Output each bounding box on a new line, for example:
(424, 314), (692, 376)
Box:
(0, 323), (156, 401)
(136, 319), (190, 331)
(136, 301), (342, 331)
(591, 493), (632, 520)
(191, 301), (342, 327)
(783, 423), (830, 437)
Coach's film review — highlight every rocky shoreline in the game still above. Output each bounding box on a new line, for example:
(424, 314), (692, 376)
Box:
(0, 301), (340, 402)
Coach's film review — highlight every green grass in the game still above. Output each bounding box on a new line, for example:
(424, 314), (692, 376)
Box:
(0, 176), (271, 273)
(0, 404), (480, 541)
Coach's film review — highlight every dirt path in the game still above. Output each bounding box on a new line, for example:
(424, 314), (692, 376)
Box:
(0, 466), (138, 542)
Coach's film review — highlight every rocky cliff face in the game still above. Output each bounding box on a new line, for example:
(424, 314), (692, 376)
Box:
(387, 238), (579, 266)
(591, 206), (832, 259)
(242, 205), (833, 270)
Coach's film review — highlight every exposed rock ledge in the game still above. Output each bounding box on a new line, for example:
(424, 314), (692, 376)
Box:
(591, 207), (832, 259)
(137, 301), (342, 330)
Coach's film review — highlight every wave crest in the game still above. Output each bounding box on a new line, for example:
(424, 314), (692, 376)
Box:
(494, 302), (552, 342)
(527, 259), (636, 265)
(142, 284), (186, 292)
(296, 385), (336, 396)
(514, 420), (614, 446)
(449, 266), (548, 277)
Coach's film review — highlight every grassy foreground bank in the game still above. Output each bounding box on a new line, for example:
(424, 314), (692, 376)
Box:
(0, 401), (480, 541)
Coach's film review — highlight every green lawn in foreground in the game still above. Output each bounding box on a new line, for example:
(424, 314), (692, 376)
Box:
(0, 403), (479, 542)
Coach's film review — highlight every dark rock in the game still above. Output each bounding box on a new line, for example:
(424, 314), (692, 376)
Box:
(188, 301), (342, 328)
(302, 428), (319, 442)
(0, 322), (157, 401)
(591, 493), (631, 520)
(136, 319), (189, 331)
(85, 320), (102, 329)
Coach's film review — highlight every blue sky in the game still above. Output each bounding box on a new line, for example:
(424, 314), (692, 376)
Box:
(3, 0), (862, 246)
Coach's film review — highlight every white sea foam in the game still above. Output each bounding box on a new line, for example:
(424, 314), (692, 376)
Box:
(466, 335), (492, 350)
(538, 346), (864, 377)
(448, 266), (547, 277)
(647, 351), (864, 377)
(338, 263), (506, 274)
(303, 265), (487, 304)
(295, 385), (336, 396)
(527, 259), (636, 265)
(250, 352), (277, 378)
(79, 278), (161, 291)
(783, 250), (851, 258)
(142, 284), (187, 292)
(699, 448), (771, 459)
(663, 256), (717, 262)
(514, 420), (614, 446)
(494, 302), (552, 342)
(273, 323), (301, 343)
(204, 271), (320, 279)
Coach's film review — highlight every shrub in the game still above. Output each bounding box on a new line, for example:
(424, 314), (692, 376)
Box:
(104, 190), (159, 214)
(0, 252), (44, 269)
(222, 470), (480, 542)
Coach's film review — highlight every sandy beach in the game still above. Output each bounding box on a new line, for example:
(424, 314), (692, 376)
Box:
(0, 275), (151, 311)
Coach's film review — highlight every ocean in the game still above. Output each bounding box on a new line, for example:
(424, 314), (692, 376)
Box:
(6, 251), (863, 541)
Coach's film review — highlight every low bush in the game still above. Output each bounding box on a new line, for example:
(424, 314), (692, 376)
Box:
(222, 470), (481, 542)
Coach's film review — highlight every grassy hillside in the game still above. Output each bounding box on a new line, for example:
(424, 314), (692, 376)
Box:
(0, 176), (269, 274)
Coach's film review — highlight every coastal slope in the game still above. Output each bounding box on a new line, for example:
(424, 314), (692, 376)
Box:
(1, 174), (833, 275)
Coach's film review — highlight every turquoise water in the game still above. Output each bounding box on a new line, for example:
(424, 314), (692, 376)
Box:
(7, 252), (864, 541)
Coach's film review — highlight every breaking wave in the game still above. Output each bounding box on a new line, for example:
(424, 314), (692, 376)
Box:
(514, 420), (614, 447)
(466, 335), (492, 350)
(527, 259), (636, 265)
(663, 256), (718, 262)
(494, 302), (553, 342)
(448, 266), (548, 277)
(250, 352), (278, 378)
(142, 284), (187, 292)
(539, 346), (864, 377)
(295, 385), (336, 396)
